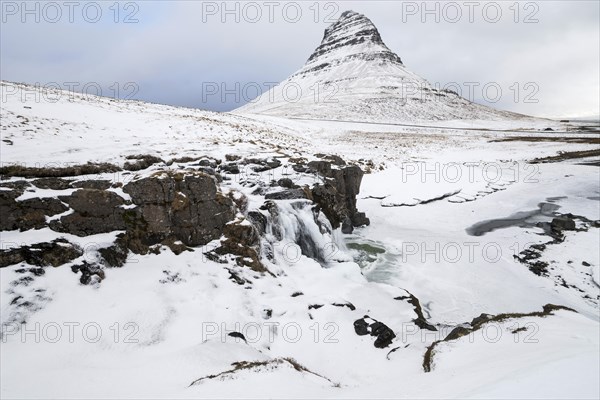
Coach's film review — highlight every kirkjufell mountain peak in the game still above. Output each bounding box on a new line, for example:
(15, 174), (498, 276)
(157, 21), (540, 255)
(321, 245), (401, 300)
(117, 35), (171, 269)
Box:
(304, 10), (403, 67)
(236, 10), (522, 122)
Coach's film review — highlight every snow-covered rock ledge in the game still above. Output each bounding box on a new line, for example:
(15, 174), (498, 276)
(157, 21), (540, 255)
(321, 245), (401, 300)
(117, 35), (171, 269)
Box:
(0, 153), (370, 285)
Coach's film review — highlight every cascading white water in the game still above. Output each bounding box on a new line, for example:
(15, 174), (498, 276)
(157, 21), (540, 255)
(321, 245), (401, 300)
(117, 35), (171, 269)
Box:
(262, 200), (351, 267)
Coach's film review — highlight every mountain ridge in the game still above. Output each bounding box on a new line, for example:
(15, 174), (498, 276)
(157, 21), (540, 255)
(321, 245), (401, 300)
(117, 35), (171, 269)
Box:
(236, 10), (526, 123)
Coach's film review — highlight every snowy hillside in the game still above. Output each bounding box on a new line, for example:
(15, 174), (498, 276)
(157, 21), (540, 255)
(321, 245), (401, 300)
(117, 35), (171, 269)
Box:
(1, 79), (599, 399)
(236, 11), (528, 123)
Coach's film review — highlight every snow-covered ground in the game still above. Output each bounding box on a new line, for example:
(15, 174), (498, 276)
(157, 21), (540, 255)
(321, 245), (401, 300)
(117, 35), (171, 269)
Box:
(1, 81), (599, 399)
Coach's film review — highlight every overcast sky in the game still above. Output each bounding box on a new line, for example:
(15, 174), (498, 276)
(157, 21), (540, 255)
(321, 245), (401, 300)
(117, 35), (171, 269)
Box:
(1, 1), (598, 118)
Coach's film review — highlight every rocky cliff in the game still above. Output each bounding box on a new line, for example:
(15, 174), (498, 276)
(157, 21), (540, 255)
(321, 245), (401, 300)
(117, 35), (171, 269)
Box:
(1, 153), (369, 284)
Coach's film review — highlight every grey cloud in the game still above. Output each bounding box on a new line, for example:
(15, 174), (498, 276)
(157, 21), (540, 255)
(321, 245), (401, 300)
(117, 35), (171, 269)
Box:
(1, 0), (598, 117)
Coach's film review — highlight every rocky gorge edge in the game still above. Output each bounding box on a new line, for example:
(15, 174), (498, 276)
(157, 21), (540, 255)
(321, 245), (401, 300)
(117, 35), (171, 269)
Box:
(0, 154), (370, 283)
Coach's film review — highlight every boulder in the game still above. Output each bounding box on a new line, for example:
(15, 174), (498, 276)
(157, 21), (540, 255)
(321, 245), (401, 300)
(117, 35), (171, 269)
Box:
(277, 178), (295, 188)
(71, 262), (105, 285)
(551, 215), (576, 232)
(220, 163), (240, 174)
(371, 321), (396, 348)
(123, 154), (164, 171)
(353, 318), (370, 336)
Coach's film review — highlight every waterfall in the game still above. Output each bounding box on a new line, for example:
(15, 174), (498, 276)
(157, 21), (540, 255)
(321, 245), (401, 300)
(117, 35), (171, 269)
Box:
(261, 200), (351, 267)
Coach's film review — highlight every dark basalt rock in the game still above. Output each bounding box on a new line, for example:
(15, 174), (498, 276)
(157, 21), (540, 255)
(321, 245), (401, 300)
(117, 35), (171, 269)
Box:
(227, 269), (247, 285)
(225, 154), (241, 162)
(67, 189), (125, 216)
(0, 162), (121, 178)
(70, 180), (112, 190)
(551, 215), (576, 232)
(125, 176), (177, 205)
(31, 177), (72, 190)
(15, 267), (45, 276)
(353, 316), (396, 348)
(307, 160), (332, 176)
(71, 262), (105, 285)
(196, 158), (219, 168)
(265, 188), (308, 200)
(215, 220), (265, 272)
(123, 154), (164, 171)
(56, 189), (127, 236)
(0, 180), (31, 197)
(14, 171), (237, 261)
(228, 331), (247, 342)
(0, 152), (368, 278)
(353, 318), (370, 336)
(0, 238), (83, 268)
(99, 234), (130, 268)
(220, 163), (240, 174)
(292, 164), (309, 173)
(314, 154), (346, 166)
(310, 161), (369, 234)
(196, 167), (218, 179)
(277, 178), (295, 189)
(123, 172), (235, 249)
(243, 157), (282, 172)
(247, 211), (268, 235)
(0, 190), (69, 231)
(371, 322), (396, 349)
(332, 302), (356, 311)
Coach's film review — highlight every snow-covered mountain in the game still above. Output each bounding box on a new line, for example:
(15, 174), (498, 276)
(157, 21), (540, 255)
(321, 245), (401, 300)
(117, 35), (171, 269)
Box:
(236, 10), (525, 122)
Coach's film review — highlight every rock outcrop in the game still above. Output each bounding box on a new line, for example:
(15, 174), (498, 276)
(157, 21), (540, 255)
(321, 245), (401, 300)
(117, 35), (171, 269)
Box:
(214, 220), (265, 272)
(0, 239), (83, 268)
(1, 154), (369, 282)
(55, 189), (127, 236)
(0, 170), (236, 272)
(1, 190), (68, 231)
(123, 171), (235, 249)
(309, 160), (370, 233)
